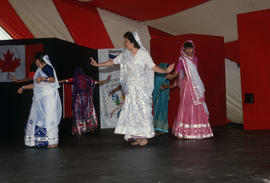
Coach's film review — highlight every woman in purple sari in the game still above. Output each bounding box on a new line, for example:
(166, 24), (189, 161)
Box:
(60, 67), (110, 135)
(171, 41), (213, 139)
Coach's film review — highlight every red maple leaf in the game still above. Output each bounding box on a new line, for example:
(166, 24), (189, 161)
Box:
(0, 50), (21, 79)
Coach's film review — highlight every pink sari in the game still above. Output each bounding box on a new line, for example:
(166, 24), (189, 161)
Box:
(172, 41), (213, 139)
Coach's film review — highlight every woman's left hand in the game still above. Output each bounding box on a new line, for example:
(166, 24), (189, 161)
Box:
(90, 57), (98, 67)
(35, 77), (43, 83)
(173, 80), (178, 87)
(107, 75), (111, 81)
(166, 64), (175, 73)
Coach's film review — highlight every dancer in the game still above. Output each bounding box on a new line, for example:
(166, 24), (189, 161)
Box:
(153, 63), (177, 135)
(171, 40), (213, 139)
(90, 32), (174, 146)
(17, 52), (62, 148)
(59, 67), (111, 135)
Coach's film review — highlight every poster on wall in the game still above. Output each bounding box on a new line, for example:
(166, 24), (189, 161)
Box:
(0, 45), (25, 82)
(98, 49), (124, 129)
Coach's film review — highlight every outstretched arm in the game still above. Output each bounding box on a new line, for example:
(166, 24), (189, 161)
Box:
(12, 76), (32, 83)
(17, 83), (34, 94)
(59, 78), (73, 84)
(96, 75), (111, 85)
(35, 77), (55, 83)
(152, 63), (175, 74)
(90, 57), (115, 67)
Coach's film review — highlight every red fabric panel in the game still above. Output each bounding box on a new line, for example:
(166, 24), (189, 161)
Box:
(53, 0), (114, 49)
(28, 72), (35, 79)
(25, 44), (43, 76)
(238, 9), (270, 130)
(88, 0), (210, 21)
(0, 0), (34, 39)
(224, 41), (239, 63)
(148, 26), (173, 39)
(63, 84), (73, 118)
(151, 34), (226, 128)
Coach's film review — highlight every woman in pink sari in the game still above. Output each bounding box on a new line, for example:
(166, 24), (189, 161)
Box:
(172, 40), (213, 139)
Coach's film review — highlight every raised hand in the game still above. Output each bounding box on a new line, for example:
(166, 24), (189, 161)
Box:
(90, 57), (98, 67)
(166, 63), (175, 73)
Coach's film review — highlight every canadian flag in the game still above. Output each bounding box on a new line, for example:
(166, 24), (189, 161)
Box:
(0, 45), (25, 82)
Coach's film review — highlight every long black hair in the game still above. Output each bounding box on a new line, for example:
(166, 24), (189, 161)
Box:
(34, 52), (46, 63)
(123, 31), (140, 49)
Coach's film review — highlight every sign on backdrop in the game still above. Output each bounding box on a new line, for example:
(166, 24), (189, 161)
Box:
(98, 49), (124, 129)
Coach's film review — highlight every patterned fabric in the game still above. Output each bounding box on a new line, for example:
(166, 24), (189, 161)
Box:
(172, 77), (213, 139)
(72, 67), (98, 135)
(153, 63), (169, 133)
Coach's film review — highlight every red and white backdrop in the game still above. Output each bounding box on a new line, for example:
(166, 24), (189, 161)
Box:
(1, 0), (270, 126)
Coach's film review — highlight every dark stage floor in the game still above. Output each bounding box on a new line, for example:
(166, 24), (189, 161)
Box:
(1, 127), (270, 183)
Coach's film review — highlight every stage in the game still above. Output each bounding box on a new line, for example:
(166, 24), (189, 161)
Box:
(1, 126), (270, 183)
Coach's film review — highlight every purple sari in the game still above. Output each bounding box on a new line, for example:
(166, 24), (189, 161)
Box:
(72, 67), (98, 135)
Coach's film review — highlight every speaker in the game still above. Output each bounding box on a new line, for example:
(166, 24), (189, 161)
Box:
(244, 93), (254, 103)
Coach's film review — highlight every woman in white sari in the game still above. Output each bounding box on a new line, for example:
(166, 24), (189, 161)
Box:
(90, 32), (174, 146)
(17, 52), (62, 148)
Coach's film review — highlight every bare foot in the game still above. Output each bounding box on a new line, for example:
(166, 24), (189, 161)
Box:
(177, 136), (183, 140)
(48, 144), (58, 148)
(139, 138), (148, 146)
(131, 139), (141, 146)
(155, 132), (160, 136)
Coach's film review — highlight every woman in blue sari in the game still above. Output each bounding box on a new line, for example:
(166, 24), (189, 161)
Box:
(153, 63), (177, 135)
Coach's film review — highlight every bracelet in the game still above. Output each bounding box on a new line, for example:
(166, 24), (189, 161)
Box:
(45, 77), (49, 82)
(21, 86), (24, 90)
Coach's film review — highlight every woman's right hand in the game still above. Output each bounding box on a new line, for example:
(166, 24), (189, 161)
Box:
(109, 89), (115, 96)
(166, 64), (175, 73)
(17, 87), (23, 94)
(90, 57), (98, 67)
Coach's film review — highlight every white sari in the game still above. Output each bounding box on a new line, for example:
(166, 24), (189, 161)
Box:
(24, 56), (62, 147)
(113, 32), (155, 140)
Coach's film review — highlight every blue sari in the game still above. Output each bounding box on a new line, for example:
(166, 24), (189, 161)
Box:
(153, 63), (170, 133)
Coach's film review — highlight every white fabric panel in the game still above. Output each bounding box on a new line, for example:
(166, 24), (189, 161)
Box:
(97, 8), (151, 52)
(0, 27), (12, 40)
(9, 0), (74, 42)
(225, 59), (243, 124)
(146, 0), (270, 42)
